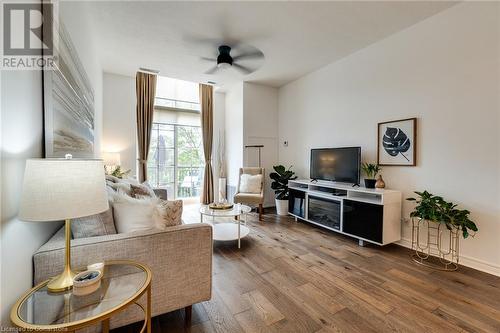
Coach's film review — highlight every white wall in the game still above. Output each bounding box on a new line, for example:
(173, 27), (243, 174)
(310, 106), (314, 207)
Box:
(0, 71), (61, 325)
(278, 2), (500, 275)
(102, 73), (137, 174)
(0, 1), (104, 324)
(243, 83), (279, 207)
(224, 83), (244, 190)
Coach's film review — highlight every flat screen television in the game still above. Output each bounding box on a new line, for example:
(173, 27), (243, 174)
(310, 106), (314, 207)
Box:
(310, 147), (361, 184)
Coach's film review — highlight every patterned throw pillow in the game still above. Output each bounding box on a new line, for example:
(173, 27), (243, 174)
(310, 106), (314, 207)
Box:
(130, 184), (155, 198)
(71, 207), (117, 239)
(153, 200), (183, 228)
(107, 182), (132, 195)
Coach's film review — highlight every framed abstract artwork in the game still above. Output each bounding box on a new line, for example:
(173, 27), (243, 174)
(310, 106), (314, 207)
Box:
(43, 19), (95, 158)
(377, 118), (417, 166)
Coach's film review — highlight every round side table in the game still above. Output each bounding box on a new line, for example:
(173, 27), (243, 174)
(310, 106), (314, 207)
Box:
(11, 260), (152, 333)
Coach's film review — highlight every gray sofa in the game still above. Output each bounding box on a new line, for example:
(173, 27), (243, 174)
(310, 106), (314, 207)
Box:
(33, 188), (212, 330)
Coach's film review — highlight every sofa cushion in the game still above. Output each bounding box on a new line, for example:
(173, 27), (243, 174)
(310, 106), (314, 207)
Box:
(71, 207), (117, 239)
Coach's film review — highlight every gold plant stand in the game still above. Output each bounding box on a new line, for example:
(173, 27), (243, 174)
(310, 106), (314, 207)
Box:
(411, 218), (459, 271)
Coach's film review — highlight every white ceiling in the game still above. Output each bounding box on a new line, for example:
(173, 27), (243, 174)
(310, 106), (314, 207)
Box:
(81, 1), (457, 89)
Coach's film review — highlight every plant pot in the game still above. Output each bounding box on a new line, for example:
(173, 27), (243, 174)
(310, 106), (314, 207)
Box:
(364, 179), (376, 189)
(275, 199), (289, 216)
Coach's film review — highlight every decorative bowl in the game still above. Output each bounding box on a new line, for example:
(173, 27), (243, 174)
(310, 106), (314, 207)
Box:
(208, 203), (234, 210)
(73, 270), (102, 296)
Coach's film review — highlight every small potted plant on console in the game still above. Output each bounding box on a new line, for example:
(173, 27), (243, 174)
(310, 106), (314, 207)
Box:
(361, 163), (381, 189)
(270, 165), (297, 216)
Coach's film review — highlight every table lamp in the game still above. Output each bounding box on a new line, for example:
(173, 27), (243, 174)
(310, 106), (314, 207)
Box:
(18, 157), (109, 292)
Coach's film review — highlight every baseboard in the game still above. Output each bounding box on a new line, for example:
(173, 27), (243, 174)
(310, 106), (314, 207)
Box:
(397, 238), (500, 277)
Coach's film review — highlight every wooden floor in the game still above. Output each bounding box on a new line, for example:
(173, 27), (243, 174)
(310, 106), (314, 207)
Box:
(114, 209), (500, 333)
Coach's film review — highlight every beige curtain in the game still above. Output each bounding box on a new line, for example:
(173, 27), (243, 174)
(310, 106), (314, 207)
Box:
(200, 84), (214, 204)
(136, 72), (157, 182)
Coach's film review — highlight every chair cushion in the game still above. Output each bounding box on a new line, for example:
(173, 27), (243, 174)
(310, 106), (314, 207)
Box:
(239, 174), (262, 193)
(234, 192), (263, 205)
(71, 207), (117, 239)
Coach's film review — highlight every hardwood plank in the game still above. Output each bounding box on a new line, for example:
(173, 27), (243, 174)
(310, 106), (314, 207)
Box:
(329, 308), (379, 333)
(234, 308), (279, 333)
(201, 290), (245, 333)
(241, 290), (285, 326)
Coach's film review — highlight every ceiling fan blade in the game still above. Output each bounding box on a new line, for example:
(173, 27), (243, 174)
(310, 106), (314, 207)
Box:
(232, 63), (253, 75)
(232, 51), (264, 62)
(200, 57), (216, 62)
(204, 66), (219, 75)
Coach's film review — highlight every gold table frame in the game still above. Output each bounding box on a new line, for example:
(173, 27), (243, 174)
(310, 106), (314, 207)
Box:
(10, 260), (152, 333)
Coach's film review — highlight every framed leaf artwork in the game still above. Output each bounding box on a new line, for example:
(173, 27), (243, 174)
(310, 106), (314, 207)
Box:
(377, 118), (417, 166)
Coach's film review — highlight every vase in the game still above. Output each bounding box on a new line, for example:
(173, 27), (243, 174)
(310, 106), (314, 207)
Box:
(218, 178), (227, 203)
(375, 175), (386, 189)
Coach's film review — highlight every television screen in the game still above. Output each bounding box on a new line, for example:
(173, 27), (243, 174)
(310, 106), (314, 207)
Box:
(310, 147), (361, 184)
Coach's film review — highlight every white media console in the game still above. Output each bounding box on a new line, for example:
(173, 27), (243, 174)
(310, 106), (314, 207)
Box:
(288, 179), (402, 246)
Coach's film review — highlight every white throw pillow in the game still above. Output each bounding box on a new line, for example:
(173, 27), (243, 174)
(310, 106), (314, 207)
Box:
(239, 174), (262, 193)
(112, 192), (159, 233)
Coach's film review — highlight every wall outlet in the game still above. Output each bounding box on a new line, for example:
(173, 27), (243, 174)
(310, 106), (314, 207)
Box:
(283, 140), (288, 147)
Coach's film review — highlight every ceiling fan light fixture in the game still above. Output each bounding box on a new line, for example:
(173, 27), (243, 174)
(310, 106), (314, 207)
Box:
(217, 62), (231, 69)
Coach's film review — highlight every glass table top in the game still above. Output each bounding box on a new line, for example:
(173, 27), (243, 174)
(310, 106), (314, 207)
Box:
(200, 203), (251, 217)
(16, 261), (149, 326)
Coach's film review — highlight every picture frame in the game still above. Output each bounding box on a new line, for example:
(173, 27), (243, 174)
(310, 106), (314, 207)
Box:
(377, 118), (417, 166)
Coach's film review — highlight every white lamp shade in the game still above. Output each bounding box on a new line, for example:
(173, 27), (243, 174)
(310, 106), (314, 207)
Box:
(18, 159), (109, 222)
(102, 152), (121, 166)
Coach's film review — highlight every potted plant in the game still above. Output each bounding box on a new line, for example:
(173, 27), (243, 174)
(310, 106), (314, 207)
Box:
(406, 191), (478, 270)
(407, 191), (478, 239)
(110, 165), (131, 179)
(361, 163), (380, 189)
(270, 165), (297, 216)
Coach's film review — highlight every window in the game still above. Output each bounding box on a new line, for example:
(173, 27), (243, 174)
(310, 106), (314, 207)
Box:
(154, 76), (200, 111)
(148, 77), (204, 199)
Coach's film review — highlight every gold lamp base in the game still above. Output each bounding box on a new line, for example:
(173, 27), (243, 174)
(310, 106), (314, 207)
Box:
(47, 268), (76, 292)
(48, 219), (76, 292)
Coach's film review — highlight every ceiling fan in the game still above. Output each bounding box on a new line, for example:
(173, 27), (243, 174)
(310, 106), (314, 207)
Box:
(202, 45), (264, 75)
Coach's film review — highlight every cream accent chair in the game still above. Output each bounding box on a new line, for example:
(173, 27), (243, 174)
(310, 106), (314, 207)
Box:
(234, 167), (265, 221)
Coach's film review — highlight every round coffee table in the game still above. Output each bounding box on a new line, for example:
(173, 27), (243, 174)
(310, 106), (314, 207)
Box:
(200, 204), (251, 248)
(10, 260), (152, 333)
